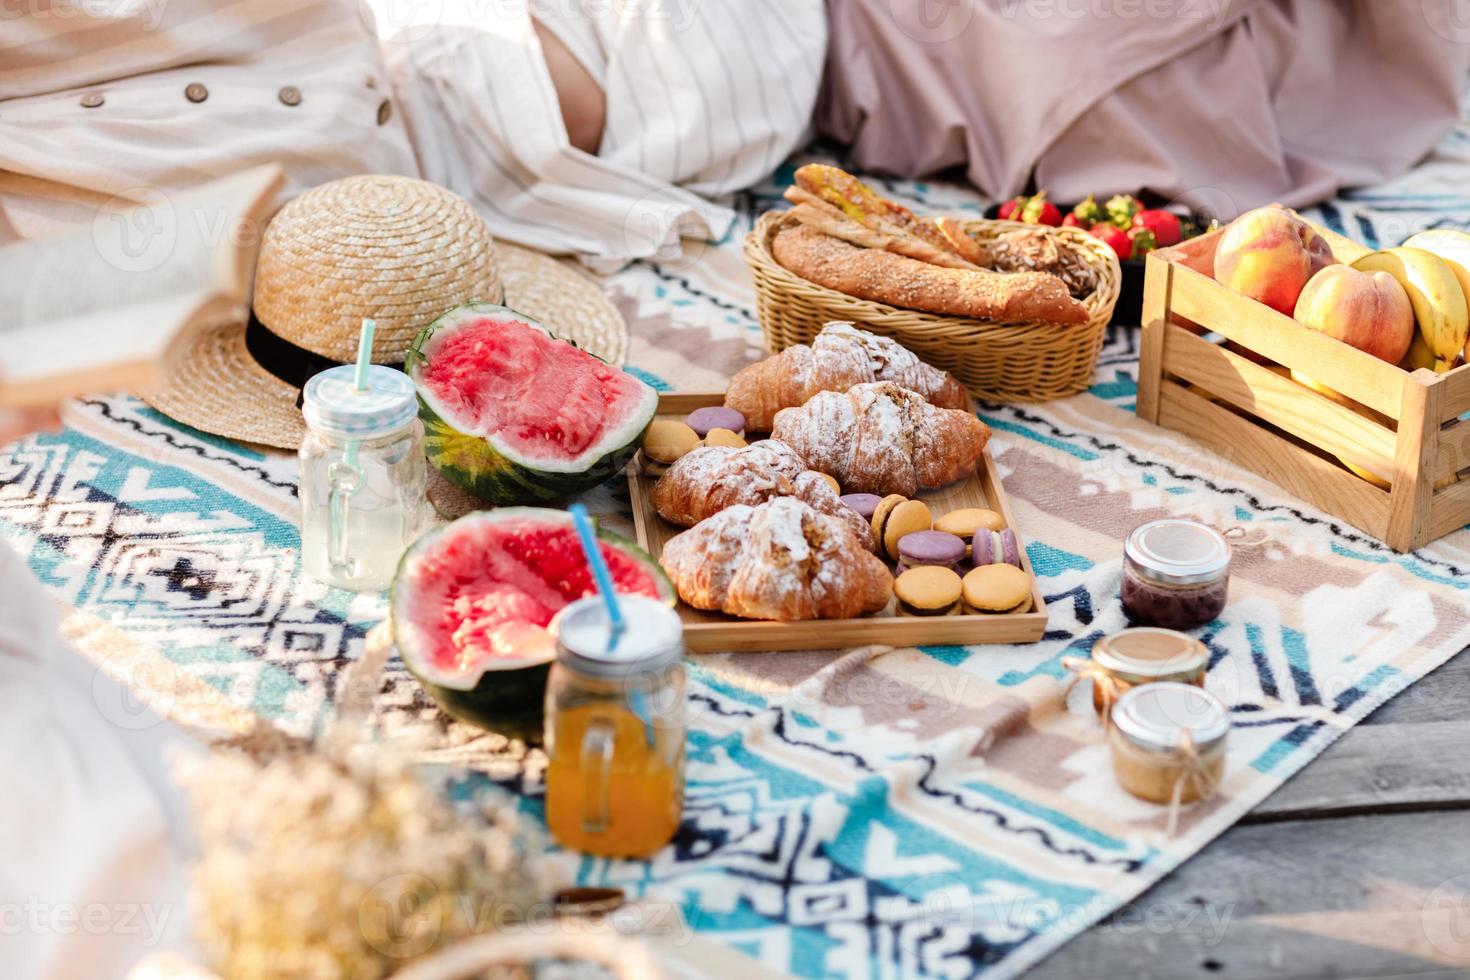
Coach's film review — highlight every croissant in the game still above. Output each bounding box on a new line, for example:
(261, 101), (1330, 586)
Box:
(652, 440), (874, 547)
(660, 497), (892, 621)
(726, 322), (970, 432)
(771, 381), (990, 496)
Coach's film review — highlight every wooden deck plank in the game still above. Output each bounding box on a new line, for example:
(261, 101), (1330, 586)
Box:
(1036, 809), (1470, 978)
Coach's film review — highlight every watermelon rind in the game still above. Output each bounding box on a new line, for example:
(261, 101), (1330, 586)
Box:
(389, 507), (674, 741)
(406, 302), (658, 504)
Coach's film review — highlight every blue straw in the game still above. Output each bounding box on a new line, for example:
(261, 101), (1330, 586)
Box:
(568, 504), (625, 651)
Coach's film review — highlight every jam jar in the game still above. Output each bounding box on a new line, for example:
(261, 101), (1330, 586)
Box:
(1109, 682), (1229, 806)
(1087, 628), (1209, 718)
(1121, 519), (1231, 630)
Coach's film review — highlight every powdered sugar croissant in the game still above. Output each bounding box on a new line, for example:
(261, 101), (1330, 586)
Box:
(771, 381), (990, 496)
(651, 440), (874, 548)
(660, 497), (892, 621)
(725, 322), (970, 431)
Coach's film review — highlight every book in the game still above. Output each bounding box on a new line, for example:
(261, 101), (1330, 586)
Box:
(0, 164), (285, 408)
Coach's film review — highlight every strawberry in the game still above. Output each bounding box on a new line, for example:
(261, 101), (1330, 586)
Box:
(1105, 194), (1143, 229)
(1132, 209), (1183, 247)
(997, 196), (1027, 221)
(999, 191), (1062, 226)
(1070, 194), (1104, 226)
(1090, 223), (1133, 260)
(1062, 213), (1087, 229)
(1127, 226), (1159, 256)
(1021, 191), (1063, 227)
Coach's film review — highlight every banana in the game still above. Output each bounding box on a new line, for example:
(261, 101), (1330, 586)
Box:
(1352, 248), (1468, 372)
(1401, 330), (1438, 372)
(1403, 229), (1470, 364)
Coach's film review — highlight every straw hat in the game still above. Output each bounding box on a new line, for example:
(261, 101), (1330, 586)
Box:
(143, 175), (627, 450)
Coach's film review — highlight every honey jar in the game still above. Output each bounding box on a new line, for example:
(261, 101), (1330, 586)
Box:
(1085, 628), (1209, 717)
(1109, 682), (1229, 814)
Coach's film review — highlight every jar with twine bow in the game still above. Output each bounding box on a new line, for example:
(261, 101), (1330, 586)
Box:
(1062, 627), (1209, 723)
(1106, 682), (1230, 837)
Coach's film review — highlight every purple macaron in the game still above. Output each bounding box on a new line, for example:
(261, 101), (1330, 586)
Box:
(839, 493), (884, 520)
(686, 406), (746, 438)
(973, 529), (1022, 569)
(896, 530), (967, 574)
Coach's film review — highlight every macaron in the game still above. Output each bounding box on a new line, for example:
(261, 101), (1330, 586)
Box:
(813, 472), (841, 495)
(961, 564), (1033, 615)
(641, 419), (701, 475)
(933, 508), (1005, 544)
(972, 528), (1023, 569)
(840, 493), (883, 521)
(702, 428), (747, 449)
(687, 406), (746, 438)
(896, 530), (967, 574)
(895, 566), (963, 616)
(871, 496), (933, 560)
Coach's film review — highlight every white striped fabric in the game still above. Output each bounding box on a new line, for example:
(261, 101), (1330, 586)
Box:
(0, 0), (419, 242)
(378, 0), (826, 264)
(0, 0), (827, 263)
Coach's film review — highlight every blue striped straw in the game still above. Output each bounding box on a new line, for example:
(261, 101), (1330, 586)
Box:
(568, 504), (625, 652)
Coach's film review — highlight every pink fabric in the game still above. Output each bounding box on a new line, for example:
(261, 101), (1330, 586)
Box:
(817, 0), (1470, 216)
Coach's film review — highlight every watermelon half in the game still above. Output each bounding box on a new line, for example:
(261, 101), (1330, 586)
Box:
(390, 508), (674, 740)
(406, 302), (658, 503)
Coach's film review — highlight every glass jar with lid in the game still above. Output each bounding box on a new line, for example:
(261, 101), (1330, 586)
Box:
(544, 596), (686, 858)
(1121, 519), (1231, 630)
(298, 364), (428, 591)
(1085, 627), (1209, 718)
(1109, 682), (1229, 807)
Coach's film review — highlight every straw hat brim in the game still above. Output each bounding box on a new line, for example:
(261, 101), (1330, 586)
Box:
(140, 243), (629, 451)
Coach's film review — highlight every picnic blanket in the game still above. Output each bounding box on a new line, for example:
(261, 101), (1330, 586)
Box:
(7, 95), (1470, 977)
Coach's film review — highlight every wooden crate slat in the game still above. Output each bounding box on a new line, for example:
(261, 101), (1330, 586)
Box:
(1161, 324), (1397, 483)
(1434, 418), (1470, 483)
(1437, 363), (1470, 421)
(1428, 476), (1470, 541)
(1156, 381), (1391, 538)
(1166, 263), (1408, 420)
(1387, 371), (1442, 551)
(1136, 254), (1172, 424)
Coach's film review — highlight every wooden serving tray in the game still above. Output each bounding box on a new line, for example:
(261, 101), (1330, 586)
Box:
(627, 392), (1049, 653)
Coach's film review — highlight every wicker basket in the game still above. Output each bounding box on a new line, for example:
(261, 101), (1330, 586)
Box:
(743, 212), (1123, 403)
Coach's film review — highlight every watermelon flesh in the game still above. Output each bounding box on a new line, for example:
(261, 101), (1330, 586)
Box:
(419, 319), (646, 469)
(393, 510), (671, 685)
(408, 303), (658, 503)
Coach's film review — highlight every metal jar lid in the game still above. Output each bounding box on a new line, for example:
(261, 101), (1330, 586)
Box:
(1093, 628), (1208, 684)
(1124, 519), (1231, 587)
(1112, 682), (1230, 755)
(301, 364), (418, 438)
(552, 596), (684, 677)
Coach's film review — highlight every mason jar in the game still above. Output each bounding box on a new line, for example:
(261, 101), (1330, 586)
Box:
(298, 364), (428, 591)
(544, 596), (686, 858)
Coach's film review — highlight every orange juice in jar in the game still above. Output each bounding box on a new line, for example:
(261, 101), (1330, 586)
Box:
(545, 596), (686, 858)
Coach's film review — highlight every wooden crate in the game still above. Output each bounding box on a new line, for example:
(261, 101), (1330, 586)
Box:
(627, 393), (1049, 653)
(1138, 226), (1470, 552)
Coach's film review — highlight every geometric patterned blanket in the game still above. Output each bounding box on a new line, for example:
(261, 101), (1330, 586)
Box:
(5, 102), (1470, 977)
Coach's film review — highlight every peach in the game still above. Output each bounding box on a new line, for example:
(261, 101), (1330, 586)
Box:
(1214, 206), (1336, 314)
(1293, 264), (1414, 364)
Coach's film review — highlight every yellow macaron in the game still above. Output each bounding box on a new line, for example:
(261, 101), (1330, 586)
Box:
(961, 564), (1033, 614)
